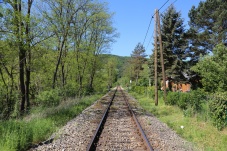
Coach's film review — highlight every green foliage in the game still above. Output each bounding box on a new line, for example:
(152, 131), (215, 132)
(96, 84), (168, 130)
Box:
(0, 0), (117, 117)
(188, 0), (227, 53)
(166, 92), (179, 105)
(0, 121), (32, 151)
(0, 119), (55, 151)
(166, 89), (206, 114)
(192, 44), (227, 92)
(209, 92), (227, 130)
(178, 92), (189, 110)
(131, 91), (227, 150)
(183, 107), (194, 117)
(161, 5), (187, 80)
(130, 43), (147, 85)
(166, 89), (227, 130)
(101, 54), (130, 80)
(61, 83), (78, 98)
(35, 89), (61, 107)
(29, 119), (54, 144)
(186, 1), (227, 79)
(0, 94), (101, 151)
(188, 89), (206, 112)
(131, 86), (146, 95)
(147, 86), (155, 98)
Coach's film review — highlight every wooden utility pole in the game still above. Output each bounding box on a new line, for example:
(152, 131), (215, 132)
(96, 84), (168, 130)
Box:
(154, 9), (158, 106)
(156, 10), (167, 103)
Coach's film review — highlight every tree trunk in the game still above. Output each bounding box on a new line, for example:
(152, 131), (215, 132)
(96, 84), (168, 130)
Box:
(25, 53), (30, 111)
(19, 48), (26, 113)
(136, 71), (139, 85)
(87, 65), (96, 93)
(52, 40), (65, 89)
(14, 0), (26, 113)
(25, 0), (33, 111)
(61, 62), (65, 87)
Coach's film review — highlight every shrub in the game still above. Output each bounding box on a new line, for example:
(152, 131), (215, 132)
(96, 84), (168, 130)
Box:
(131, 86), (145, 95)
(209, 92), (227, 130)
(167, 89), (206, 115)
(166, 92), (179, 105)
(188, 89), (206, 112)
(35, 89), (61, 107)
(147, 86), (155, 98)
(158, 90), (164, 98)
(60, 83), (78, 97)
(177, 92), (189, 110)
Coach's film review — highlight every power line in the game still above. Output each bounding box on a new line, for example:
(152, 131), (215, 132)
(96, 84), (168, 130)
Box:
(146, 30), (154, 51)
(161, 0), (178, 14)
(142, 15), (154, 47)
(142, 0), (170, 47)
(158, 0), (171, 12)
(145, 0), (178, 51)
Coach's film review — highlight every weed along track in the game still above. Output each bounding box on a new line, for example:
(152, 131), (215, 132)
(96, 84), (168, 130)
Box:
(87, 87), (153, 151)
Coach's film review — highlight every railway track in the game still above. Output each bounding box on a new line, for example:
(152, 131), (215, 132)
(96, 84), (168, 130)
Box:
(87, 86), (153, 151)
(31, 86), (194, 151)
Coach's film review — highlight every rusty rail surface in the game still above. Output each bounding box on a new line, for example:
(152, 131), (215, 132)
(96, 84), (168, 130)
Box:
(86, 87), (118, 151)
(87, 87), (153, 151)
(120, 88), (154, 151)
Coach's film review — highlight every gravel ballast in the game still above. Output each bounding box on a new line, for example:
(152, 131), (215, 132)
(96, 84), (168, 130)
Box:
(30, 90), (196, 151)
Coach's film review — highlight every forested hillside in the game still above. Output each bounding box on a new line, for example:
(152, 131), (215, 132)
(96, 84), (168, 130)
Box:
(0, 0), (118, 118)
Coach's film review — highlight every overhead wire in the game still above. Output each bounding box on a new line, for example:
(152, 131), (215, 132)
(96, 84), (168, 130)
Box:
(145, 0), (178, 51)
(146, 30), (154, 51)
(142, 0), (170, 47)
(161, 0), (178, 14)
(144, 0), (226, 55)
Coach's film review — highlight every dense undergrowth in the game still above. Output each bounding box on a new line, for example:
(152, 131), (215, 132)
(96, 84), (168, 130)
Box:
(129, 86), (227, 151)
(0, 94), (102, 151)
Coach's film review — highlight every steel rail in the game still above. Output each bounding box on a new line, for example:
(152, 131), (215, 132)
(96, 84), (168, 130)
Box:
(86, 87), (118, 151)
(120, 88), (154, 151)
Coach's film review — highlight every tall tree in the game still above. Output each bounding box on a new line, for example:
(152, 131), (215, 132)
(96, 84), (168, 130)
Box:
(0, 0), (117, 118)
(187, 0), (227, 64)
(191, 44), (227, 92)
(161, 5), (187, 81)
(70, 1), (117, 95)
(41, 0), (88, 89)
(0, 40), (18, 117)
(130, 43), (147, 85)
(106, 57), (117, 89)
(1, 0), (35, 113)
(185, 0), (227, 83)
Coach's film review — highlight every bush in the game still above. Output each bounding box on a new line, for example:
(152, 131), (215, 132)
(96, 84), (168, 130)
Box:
(188, 89), (206, 112)
(131, 86), (146, 95)
(147, 86), (155, 98)
(35, 89), (61, 107)
(166, 89), (206, 115)
(209, 92), (227, 130)
(60, 83), (78, 97)
(177, 92), (189, 110)
(166, 92), (179, 105)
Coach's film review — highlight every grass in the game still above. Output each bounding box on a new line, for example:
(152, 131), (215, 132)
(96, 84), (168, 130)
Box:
(130, 92), (227, 151)
(0, 94), (102, 151)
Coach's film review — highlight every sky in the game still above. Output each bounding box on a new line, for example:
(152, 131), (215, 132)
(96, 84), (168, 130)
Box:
(101, 0), (203, 57)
